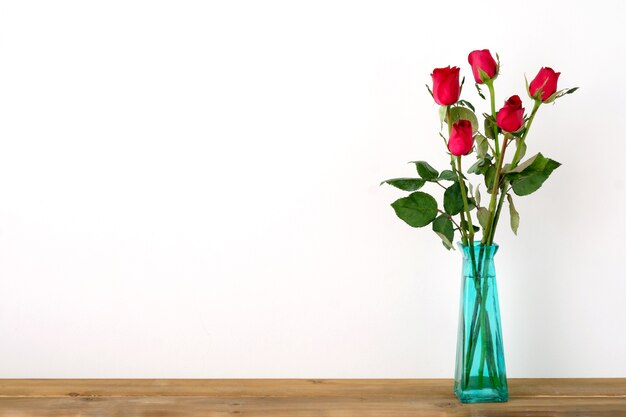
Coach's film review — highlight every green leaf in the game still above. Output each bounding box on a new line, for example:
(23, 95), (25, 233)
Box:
(444, 182), (464, 215)
(461, 220), (480, 233)
(432, 215), (455, 250)
(446, 107), (479, 133)
(391, 192), (438, 228)
(438, 106), (447, 126)
(507, 193), (520, 235)
(468, 156), (493, 175)
(475, 83), (486, 100)
(438, 170), (457, 181)
(544, 86), (579, 104)
(475, 134), (488, 159)
(467, 197), (476, 211)
(410, 161), (439, 181)
(509, 153), (539, 173)
(475, 185), (481, 207)
(467, 159), (482, 174)
(484, 116), (499, 140)
(425, 84), (434, 98)
(457, 99), (475, 112)
(380, 178), (426, 191)
(434, 232), (454, 250)
(512, 164), (560, 195)
(477, 207), (491, 230)
(508, 153), (561, 196)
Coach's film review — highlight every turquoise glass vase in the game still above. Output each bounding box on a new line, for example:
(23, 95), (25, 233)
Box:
(454, 242), (508, 403)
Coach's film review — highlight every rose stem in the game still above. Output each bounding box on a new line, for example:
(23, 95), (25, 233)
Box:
(482, 135), (510, 245)
(486, 80), (500, 159)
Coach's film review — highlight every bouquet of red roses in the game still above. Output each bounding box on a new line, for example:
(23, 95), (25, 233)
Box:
(384, 49), (576, 250)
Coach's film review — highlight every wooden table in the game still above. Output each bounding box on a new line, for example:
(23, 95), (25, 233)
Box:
(0, 379), (625, 416)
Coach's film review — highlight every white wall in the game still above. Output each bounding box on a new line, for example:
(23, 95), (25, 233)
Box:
(0, 0), (624, 378)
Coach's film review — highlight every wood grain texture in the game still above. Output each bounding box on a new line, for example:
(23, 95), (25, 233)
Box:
(0, 379), (625, 416)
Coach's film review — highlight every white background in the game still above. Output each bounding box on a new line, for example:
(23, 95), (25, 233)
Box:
(1, 0), (624, 377)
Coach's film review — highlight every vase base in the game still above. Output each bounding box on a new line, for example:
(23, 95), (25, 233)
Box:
(454, 381), (508, 403)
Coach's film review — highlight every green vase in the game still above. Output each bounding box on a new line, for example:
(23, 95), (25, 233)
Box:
(454, 242), (508, 403)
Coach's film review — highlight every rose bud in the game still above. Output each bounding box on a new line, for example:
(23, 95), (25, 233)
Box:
(496, 95), (525, 132)
(431, 66), (460, 106)
(529, 67), (560, 101)
(448, 120), (474, 156)
(468, 49), (498, 84)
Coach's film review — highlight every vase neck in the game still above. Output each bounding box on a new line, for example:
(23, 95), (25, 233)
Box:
(457, 241), (499, 260)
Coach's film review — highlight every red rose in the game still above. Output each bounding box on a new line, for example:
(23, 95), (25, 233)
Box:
(496, 95), (525, 132)
(431, 66), (460, 106)
(448, 120), (474, 156)
(468, 49), (497, 84)
(529, 67), (560, 101)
